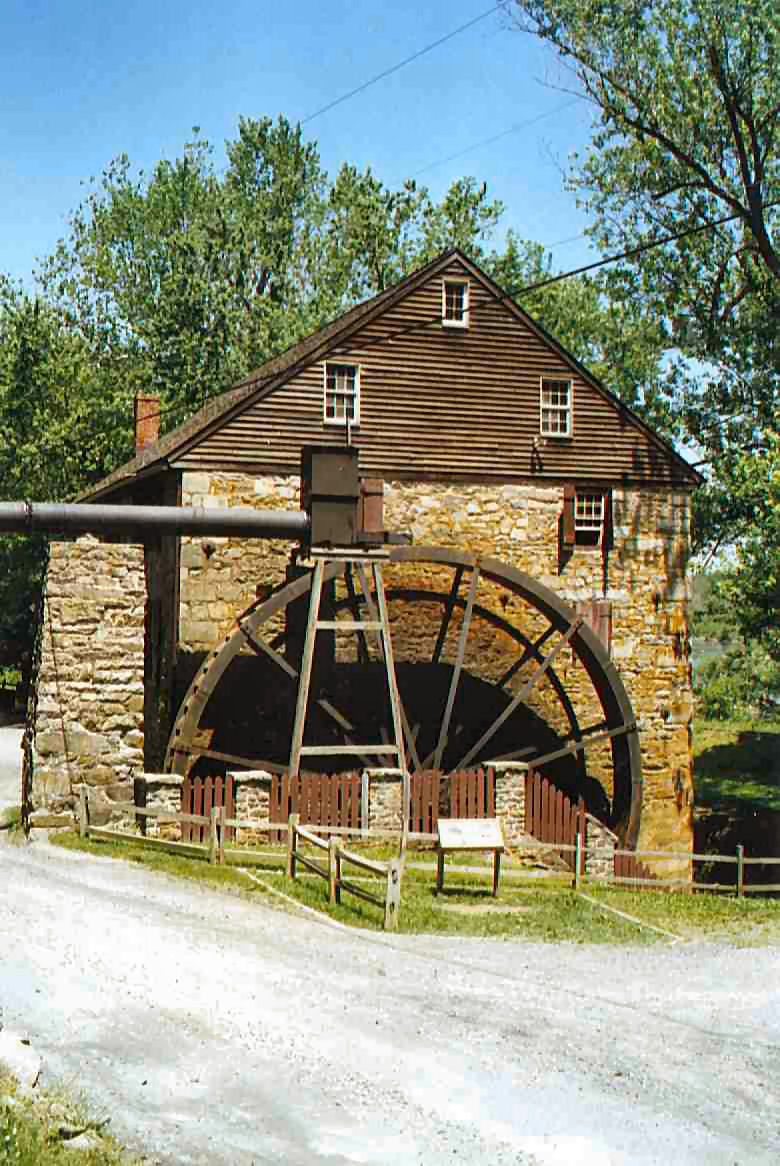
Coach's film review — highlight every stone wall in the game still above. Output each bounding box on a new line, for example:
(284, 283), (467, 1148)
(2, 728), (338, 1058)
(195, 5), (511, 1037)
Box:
(30, 538), (145, 828)
(30, 469), (695, 874)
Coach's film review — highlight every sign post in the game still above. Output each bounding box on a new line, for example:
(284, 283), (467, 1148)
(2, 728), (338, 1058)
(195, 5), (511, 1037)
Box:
(436, 818), (504, 896)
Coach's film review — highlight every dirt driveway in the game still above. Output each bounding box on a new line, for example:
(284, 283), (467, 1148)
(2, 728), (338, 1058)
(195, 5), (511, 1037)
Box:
(1, 836), (778, 1165)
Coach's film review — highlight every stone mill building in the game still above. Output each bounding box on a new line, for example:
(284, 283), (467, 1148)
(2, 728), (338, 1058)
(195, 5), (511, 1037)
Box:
(29, 248), (700, 870)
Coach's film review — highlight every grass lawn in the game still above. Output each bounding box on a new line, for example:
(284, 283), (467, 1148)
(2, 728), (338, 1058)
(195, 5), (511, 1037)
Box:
(0, 1067), (135, 1165)
(693, 717), (780, 810)
(51, 830), (780, 945)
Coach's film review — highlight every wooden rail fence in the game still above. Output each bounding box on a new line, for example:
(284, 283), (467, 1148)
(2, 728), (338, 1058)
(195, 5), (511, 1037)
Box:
(286, 814), (401, 929)
(77, 784), (780, 899)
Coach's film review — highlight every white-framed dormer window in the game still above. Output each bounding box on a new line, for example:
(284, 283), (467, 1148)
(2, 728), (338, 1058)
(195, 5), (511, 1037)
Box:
(575, 491), (606, 547)
(442, 279), (469, 328)
(540, 378), (572, 436)
(324, 362), (360, 425)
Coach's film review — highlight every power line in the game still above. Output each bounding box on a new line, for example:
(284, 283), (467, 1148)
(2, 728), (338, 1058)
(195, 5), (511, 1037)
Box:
(545, 231), (588, 250)
(301, 5), (501, 125)
(412, 100), (580, 177)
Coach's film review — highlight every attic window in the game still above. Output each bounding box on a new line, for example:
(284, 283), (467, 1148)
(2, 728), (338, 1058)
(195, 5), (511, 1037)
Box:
(442, 280), (469, 328)
(575, 492), (606, 547)
(540, 378), (572, 437)
(324, 362), (360, 425)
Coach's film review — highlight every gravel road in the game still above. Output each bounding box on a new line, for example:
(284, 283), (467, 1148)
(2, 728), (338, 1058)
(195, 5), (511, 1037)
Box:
(0, 721), (23, 812)
(1, 836), (779, 1166)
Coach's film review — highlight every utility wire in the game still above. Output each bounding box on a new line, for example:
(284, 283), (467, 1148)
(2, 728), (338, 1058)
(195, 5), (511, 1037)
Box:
(301, 5), (501, 125)
(412, 99), (580, 176)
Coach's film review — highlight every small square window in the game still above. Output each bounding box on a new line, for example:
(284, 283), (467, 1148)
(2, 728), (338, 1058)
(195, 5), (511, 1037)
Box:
(575, 492), (605, 547)
(324, 362), (360, 425)
(442, 280), (469, 328)
(540, 378), (572, 436)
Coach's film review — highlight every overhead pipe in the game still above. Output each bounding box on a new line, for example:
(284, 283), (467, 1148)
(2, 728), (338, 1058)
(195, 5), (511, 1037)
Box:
(0, 502), (310, 541)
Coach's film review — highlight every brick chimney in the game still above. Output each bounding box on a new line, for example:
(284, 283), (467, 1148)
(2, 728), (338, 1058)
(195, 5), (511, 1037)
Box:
(134, 393), (160, 453)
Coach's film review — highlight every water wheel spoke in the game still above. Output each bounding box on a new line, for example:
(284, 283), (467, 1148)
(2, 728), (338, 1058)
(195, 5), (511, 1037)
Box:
(355, 564), (421, 774)
(239, 619), (373, 763)
(529, 720), (636, 768)
(171, 743), (285, 773)
(344, 565), (371, 664)
(431, 566), (464, 664)
(495, 624), (557, 690)
(433, 567), (479, 770)
(238, 620), (296, 679)
(453, 616), (583, 772)
(419, 723), (464, 772)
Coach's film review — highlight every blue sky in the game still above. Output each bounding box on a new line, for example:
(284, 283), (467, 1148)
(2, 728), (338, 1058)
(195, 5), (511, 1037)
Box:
(1, 1), (596, 289)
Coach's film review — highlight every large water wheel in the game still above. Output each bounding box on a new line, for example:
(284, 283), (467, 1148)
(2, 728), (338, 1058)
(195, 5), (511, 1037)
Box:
(166, 547), (642, 844)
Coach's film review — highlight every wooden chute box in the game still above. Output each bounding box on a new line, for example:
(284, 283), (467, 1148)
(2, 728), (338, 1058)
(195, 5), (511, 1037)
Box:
(300, 445), (360, 547)
(359, 478), (384, 534)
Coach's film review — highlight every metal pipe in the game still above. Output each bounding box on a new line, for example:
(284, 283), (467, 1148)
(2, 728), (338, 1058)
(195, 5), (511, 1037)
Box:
(0, 502), (310, 540)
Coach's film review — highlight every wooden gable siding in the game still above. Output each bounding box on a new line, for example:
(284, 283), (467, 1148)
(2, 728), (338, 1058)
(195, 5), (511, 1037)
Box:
(173, 261), (692, 486)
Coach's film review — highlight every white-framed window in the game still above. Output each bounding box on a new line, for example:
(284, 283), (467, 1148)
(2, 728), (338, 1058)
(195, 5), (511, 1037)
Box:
(324, 362), (360, 425)
(540, 378), (572, 436)
(575, 491), (606, 547)
(442, 279), (469, 328)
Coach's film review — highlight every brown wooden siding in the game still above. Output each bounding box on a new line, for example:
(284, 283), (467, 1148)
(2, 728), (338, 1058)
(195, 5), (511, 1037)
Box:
(173, 260), (694, 487)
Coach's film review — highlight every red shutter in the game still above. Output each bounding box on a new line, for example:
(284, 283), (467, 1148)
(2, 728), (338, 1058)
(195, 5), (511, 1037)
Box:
(562, 484), (575, 547)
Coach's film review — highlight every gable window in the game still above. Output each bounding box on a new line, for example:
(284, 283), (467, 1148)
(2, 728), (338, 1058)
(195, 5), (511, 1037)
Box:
(324, 362), (360, 425)
(540, 378), (572, 436)
(575, 491), (606, 547)
(442, 280), (469, 328)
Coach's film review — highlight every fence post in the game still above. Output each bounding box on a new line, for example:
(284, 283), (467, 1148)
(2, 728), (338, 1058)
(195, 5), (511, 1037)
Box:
(361, 771), (369, 836)
(574, 831), (583, 890)
(133, 775), (147, 837)
(78, 785), (87, 839)
(736, 844), (745, 898)
(286, 812), (299, 879)
(208, 806), (219, 865)
(218, 803), (227, 865)
(384, 858), (401, 931)
(328, 837), (338, 904)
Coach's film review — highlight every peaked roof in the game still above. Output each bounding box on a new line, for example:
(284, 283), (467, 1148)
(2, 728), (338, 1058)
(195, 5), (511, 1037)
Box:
(83, 247), (700, 499)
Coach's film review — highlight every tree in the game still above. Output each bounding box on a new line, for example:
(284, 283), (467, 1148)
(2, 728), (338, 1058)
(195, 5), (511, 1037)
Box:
(42, 118), (329, 425)
(0, 284), (131, 668)
(504, 0), (779, 480)
(715, 438), (780, 661)
(41, 119), (507, 435)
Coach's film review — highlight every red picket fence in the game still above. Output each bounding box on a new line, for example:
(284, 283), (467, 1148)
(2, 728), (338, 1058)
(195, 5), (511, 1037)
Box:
(269, 772), (361, 842)
(614, 850), (657, 884)
(409, 770), (441, 834)
(524, 769), (586, 873)
(449, 766), (496, 820)
(181, 774), (235, 843)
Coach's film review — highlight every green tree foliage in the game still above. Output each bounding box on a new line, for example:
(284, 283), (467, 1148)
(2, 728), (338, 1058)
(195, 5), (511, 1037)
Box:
(41, 117), (506, 432)
(506, 0), (780, 717)
(715, 439), (780, 659)
(505, 0), (779, 516)
(0, 284), (131, 663)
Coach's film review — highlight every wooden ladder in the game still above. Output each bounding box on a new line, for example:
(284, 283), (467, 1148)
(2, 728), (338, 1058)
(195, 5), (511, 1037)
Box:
(287, 554), (406, 779)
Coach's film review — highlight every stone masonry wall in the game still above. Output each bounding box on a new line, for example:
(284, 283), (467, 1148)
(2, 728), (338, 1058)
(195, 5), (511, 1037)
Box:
(30, 538), (145, 827)
(31, 469), (695, 875)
